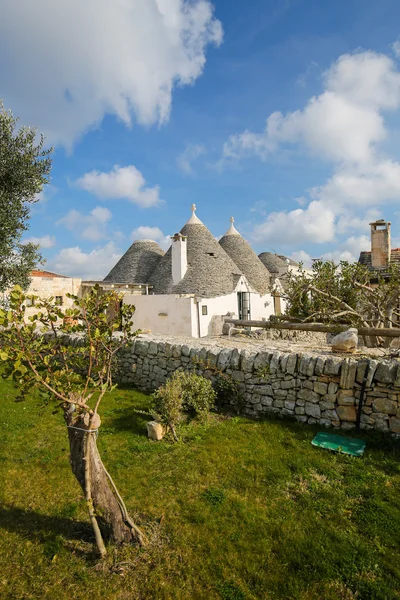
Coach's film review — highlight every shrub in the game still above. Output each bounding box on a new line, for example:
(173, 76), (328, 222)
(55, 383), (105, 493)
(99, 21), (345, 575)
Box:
(179, 371), (216, 422)
(151, 374), (184, 440)
(151, 370), (216, 439)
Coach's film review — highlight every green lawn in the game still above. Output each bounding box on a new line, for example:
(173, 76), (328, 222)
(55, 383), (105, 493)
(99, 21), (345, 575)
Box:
(0, 377), (399, 600)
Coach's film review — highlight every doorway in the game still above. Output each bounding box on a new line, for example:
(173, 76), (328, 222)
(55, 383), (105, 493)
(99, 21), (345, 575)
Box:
(237, 292), (251, 320)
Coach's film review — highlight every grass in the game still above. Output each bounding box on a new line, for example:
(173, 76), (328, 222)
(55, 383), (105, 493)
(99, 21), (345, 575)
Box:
(0, 378), (399, 600)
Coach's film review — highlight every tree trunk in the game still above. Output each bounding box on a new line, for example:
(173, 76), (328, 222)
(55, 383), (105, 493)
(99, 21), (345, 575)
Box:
(64, 407), (145, 551)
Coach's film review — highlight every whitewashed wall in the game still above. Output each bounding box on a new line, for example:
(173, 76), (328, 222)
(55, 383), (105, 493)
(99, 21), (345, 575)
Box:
(25, 276), (82, 320)
(125, 294), (195, 337)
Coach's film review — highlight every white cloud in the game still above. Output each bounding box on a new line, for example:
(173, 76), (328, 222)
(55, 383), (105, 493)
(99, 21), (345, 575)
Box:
(48, 242), (121, 280)
(76, 165), (162, 208)
(57, 206), (112, 241)
(252, 201), (335, 245)
(290, 250), (313, 268)
(222, 47), (400, 250)
(292, 235), (371, 268)
(392, 40), (400, 58)
(131, 225), (171, 250)
(22, 234), (56, 248)
(177, 144), (205, 175)
(0, 0), (222, 149)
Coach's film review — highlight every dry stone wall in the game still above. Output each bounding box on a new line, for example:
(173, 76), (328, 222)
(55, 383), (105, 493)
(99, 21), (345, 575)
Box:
(115, 338), (400, 436)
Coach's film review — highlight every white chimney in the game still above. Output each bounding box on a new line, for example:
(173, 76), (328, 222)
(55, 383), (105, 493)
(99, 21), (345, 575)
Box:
(171, 233), (188, 284)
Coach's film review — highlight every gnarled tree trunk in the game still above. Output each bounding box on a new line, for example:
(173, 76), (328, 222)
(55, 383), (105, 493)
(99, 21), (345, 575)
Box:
(64, 407), (145, 554)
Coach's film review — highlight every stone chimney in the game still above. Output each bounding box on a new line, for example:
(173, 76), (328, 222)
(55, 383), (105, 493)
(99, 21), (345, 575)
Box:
(370, 219), (391, 267)
(171, 233), (188, 284)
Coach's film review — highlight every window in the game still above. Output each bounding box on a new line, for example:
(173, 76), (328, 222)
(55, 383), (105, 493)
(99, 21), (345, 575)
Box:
(25, 297), (35, 307)
(55, 296), (63, 306)
(202, 305), (208, 316)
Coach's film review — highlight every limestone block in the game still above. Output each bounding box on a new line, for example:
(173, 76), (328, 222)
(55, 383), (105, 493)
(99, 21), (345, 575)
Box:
(319, 419), (331, 427)
(308, 417), (318, 425)
(295, 415), (308, 423)
(341, 421), (356, 430)
(365, 359), (378, 388)
(328, 382), (339, 395)
(314, 381), (328, 396)
(281, 379), (295, 390)
(230, 349), (241, 369)
(305, 402), (321, 418)
(340, 359), (357, 389)
(307, 358), (317, 377)
(282, 408), (294, 416)
(295, 406), (305, 415)
(337, 390), (355, 406)
(231, 370), (245, 382)
(148, 341), (158, 355)
(324, 357), (342, 376)
(298, 389), (320, 404)
(299, 354), (313, 375)
(372, 398), (397, 415)
(254, 351), (270, 371)
(286, 354), (298, 375)
(217, 348), (232, 369)
(303, 380), (314, 390)
(284, 400), (296, 411)
(146, 421), (165, 441)
(330, 328), (358, 353)
(374, 418), (389, 432)
(280, 354), (289, 372)
(320, 400), (335, 410)
(275, 390), (287, 399)
(315, 356), (326, 376)
(360, 414), (374, 426)
(374, 361), (398, 384)
(257, 384), (273, 396)
(272, 381), (281, 390)
(336, 405), (357, 422)
(273, 399), (284, 408)
(261, 396), (273, 406)
(389, 417), (400, 433)
(269, 351), (282, 374)
(356, 361), (369, 384)
(322, 409), (339, 421)
(135, 340), (149, 356)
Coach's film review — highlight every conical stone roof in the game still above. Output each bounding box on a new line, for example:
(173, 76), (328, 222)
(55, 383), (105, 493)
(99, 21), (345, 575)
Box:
(219, 218), (270, 295)
(104, 239), (164, 284)
(258, 252), (288, 274)
(148, 210), (243, 297)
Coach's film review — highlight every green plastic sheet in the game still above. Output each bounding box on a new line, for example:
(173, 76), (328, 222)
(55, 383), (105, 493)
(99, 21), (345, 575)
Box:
(312, 432), (366, 457)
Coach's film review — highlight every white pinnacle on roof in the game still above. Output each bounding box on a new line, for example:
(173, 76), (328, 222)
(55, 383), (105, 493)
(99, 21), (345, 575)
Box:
(185, 203), (203, 225)
(224, 216), (241, 236)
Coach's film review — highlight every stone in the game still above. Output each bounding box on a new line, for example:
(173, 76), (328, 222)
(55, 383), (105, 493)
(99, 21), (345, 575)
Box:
(269, 351), (281, 374)
(318, 419), (331, 427)
(340, 359), (357, 389)
(297, 389), (320, 404)
(324, 357), (341, 376)
(295, 406), (305, 415)
(307, 358), (317, 377)
(322, 409), (339, 420)
(257, 385), (273, 396)
(147, 341), (157, 355)
(172, 345), (182, 359)
(366, 359), (378, 388)
(281, 380), (295, 390)
(280, 354), (289, 372)
(286, 353), (298, 375)
(299, 354), (313, 375)
(372, 398), (397, 415)
(389, 417), (400, 433)
(206, 350), (218, 367)
(217, 348), (232, 369)
(336, 405), (357, 422)
(374, 361), (398, 384)
(284, 400), (296, 411)
(134, 339), (149, 356)
(181, 344), (190, 357)
(295, 415), (308, 423)
(328, 382), (338, 395)
(337, 390), (355, 406)
(356, 361), (369, 384)
(341, 421), (356, 430)
(320, 400), (335, 410)
(273, 399), (284, 408)
(314, 381), (328, 395)
(374, 419), (389, 432)
(146, 421), (165, 441)
(254, 351), (270, 371)
(231, 370), (245, 382)
(261, 396), (273, 406)
(303, 380), (314, 390)
(230, 348), (240, 369)
(305, 402), (321, 418)
(314, 356), (326, 376)
(330, 328), (358, 353)
(275, 390), (287, 399)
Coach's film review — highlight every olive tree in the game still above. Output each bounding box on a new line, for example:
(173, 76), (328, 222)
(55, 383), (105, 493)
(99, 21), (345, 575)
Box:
(282, 259), (400, 346)
(0, 101), (52, 292)
(0, 285), (146, 556)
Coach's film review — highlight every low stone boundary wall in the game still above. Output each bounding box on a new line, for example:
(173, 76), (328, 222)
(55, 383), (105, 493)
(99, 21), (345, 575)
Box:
(116, 338), (400, 435)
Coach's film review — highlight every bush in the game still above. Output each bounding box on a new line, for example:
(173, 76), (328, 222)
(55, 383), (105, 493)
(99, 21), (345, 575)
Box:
(179, 371), (216, 422)
(151, 370), (216, 439)
(151, 374), (184, 440)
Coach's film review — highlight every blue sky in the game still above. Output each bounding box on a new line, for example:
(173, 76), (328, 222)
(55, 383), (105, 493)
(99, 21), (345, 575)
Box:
(2, 0), (400, 278)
